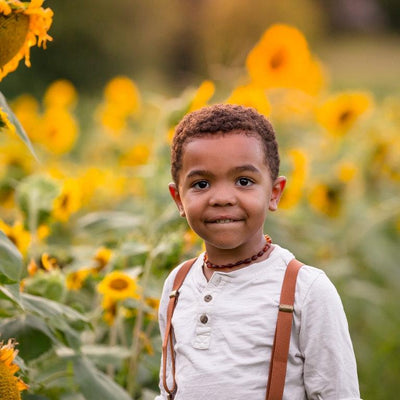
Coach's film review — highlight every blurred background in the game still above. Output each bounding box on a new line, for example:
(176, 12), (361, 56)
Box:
(0, 1), (399, 399)
(2, 0), (400, 99)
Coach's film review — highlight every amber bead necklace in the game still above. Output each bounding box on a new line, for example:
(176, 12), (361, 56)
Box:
(203, 234), (272, 269)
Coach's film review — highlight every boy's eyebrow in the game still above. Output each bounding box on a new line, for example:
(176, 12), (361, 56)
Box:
(186, 169), (215, 179)
(185, 165), (261, 179)
(234, 164), (261, 174)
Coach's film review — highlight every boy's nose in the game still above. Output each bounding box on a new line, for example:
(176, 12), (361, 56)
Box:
(208, 186), (237, 207)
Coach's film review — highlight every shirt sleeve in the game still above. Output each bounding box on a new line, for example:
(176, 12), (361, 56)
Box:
(299, 272), (361, 400)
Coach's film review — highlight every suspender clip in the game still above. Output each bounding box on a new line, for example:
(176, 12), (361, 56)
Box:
(169, 290), (179, 298)
(279, 304), (294, 313)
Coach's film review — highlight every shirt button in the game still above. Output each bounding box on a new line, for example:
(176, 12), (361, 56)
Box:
(200, 314), (208, 324)
(204, 294), (213, 302)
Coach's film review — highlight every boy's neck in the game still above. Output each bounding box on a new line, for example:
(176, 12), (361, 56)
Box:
(202, 245), (275, 281)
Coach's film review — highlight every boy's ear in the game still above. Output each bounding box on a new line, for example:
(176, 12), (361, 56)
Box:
(169, 183), (186, 217)
(269, 176), (286, 211)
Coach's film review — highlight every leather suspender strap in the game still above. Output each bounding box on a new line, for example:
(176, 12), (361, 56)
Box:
(266, 258), (303, 400)
(162, 258), (197, 399)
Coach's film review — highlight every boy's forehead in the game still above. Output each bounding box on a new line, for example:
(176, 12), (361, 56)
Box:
(182, 130), (262, 148)
(181, 133), (268, 170)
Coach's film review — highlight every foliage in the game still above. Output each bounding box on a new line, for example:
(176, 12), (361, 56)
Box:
(0, 21), (399, 400)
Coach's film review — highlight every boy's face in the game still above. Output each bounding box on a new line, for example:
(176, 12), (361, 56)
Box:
(169, 133), (286, 259)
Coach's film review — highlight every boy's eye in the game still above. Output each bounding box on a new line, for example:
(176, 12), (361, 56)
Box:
(236, 177), (254, 187)
(193, 180), (209, 190)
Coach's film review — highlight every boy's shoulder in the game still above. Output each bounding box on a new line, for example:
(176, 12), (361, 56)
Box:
(269, 244), (325, 276)
(270, 244), (334, 298)
(162, 256), (202, 290)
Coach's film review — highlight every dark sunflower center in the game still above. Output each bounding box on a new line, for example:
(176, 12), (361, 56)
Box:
(110, 278), (129, 291)
(270, 48), (286, 70)
(0, 360), (21, 398)
(0, 13), (30, 67)
(338, 110), (354, 124)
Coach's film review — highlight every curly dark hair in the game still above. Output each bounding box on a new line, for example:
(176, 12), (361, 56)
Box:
(171, 104), (280, 184)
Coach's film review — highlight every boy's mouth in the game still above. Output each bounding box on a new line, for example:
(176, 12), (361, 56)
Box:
(206, 218), (243, 224)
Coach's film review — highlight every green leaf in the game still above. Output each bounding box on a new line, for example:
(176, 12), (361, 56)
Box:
(16, 175), (61, 227)
(21, 293), (89, 348)
(0, 283), (23, 306)
(73, 357), (132, 400)
(81, 345), (131, 368)
(0, 91), (38, 160)
(0, 230), (23, 284)
(21, 292), (89, 323)
(119, 241), (149, 256)
(25, 271), (66, 302)
(0, 315), (55, 361)
(78, 211), (143, 235)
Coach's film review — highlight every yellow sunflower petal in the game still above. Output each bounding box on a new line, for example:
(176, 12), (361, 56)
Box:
(226, 84), (270, 116)
(246, 24), (311, 90)
(189, 80), (215, 112)
(316, 91), (373, 135)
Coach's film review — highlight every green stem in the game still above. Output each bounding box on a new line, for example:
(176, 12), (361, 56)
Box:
(127, 248), (154, 396)
(107, 307), (119, 378)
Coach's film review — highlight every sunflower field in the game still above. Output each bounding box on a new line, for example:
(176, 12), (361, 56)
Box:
(0, 2), (399, 399)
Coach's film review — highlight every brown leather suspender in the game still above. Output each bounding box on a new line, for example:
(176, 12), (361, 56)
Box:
(162, 258), (197, 400)
(266, 258), (303, 400)
(162, 257), (303, 400)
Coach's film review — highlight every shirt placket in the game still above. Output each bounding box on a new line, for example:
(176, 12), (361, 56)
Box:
(192, 273), (224, 350)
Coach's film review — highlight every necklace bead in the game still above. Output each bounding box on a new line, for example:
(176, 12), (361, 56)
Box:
(203, 235), (272, 269)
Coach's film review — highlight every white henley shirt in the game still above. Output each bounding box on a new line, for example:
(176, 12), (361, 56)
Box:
(155, 245), (361, 399)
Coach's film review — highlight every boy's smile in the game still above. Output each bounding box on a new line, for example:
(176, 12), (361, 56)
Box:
(169, 133), (286, 265)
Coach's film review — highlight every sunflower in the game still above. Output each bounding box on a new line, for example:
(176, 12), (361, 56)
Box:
(316, 91), (373, 136)
(41, 252), (59, 271)
(43, 79), (77, 110)
(246, 24), (312, 91)
(120, 143), (151, 166)
(336, 161), (358, 183)
(96, 76), (141, 136)
(38, 107), (79, 154)
(188, 80), (215, 112)
(66, 267), (92, 291)
(0, 219), (31, 255)
(0, 0), (53, 81)
(0, 107), (16, 134)
(97, 271), (140, 303)
(279, 149), (309, 210)
(308, 182), (343, 217)
(75, 167), (106, 204)
(0, 140), (33, 176)
(101, 296), (118, 326)
(103, 76), (140, 115)
(10, 94), (40, 140)
(52, 178), (82, 222)
(268, 88), (316, 124)
(226, 84), (270, 116)
(92, 246), (113, 272)
(0, 339), (28, 399)
(145, 296), (160, 322)
(27, 257), (38, 276)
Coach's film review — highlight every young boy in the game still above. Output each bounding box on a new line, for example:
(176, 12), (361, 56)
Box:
(155, 104), (361, 399)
